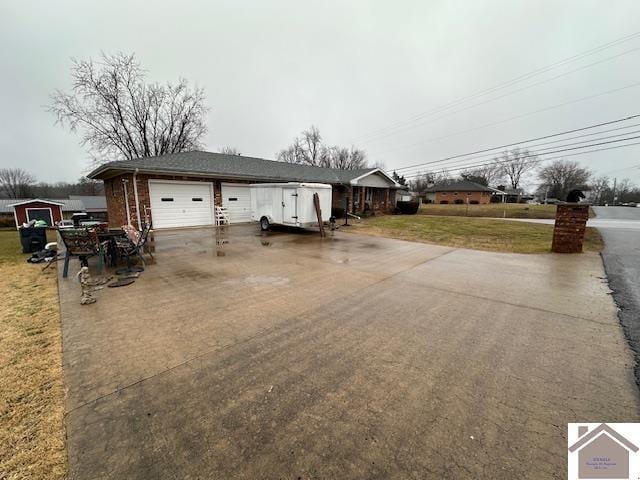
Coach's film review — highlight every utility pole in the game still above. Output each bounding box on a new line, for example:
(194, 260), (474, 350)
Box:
(612, 177), (617, 206)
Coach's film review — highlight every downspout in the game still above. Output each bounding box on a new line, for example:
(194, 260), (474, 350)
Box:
(132, 168), (142, 230)
(122, 178), (131, 226)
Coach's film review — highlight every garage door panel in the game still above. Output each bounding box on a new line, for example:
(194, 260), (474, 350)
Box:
(221, 184), (252, 223)
(149, 181), (213, 229)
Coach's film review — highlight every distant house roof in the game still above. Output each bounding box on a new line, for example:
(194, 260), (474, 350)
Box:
(87, 150), (400, 187)
(7, 198), (65, 207)
(0, 197), (105, 214)
(422, 180), (495, 193)
(68, 195), (107, 211)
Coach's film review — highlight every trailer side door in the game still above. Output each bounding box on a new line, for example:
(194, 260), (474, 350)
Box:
(282, 188), (298, 224)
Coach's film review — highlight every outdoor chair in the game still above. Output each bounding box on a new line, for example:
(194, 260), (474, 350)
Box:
(59, 228), (109, 278)
(215, 206), (230, 225)
(114, 224), (152, 272)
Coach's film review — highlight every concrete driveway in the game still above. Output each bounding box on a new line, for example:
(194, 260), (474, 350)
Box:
(59, 225), (639, 479)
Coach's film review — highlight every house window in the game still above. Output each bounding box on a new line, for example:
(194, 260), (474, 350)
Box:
(365, 188), (373, 203)
(467, 192), (472, 196)
(192, 198), (203, 202)
(161, 198), (174, 202)
(442, 192), (448, 196)
(453, 192), (458, 196)
(227, 197), (238, 201)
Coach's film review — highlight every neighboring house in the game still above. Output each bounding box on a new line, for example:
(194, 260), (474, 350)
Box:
(87, 151), (401, 229)
(396, 188), (413, 202)
(422, 180), (495, 204)
(0, 196), (108, 228)
(492, 187), (534, 203)
(568, 424), (638, 479)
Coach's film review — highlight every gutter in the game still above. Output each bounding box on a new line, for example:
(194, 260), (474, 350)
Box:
(92, 166), (346, 185)
(132, 168), (142, 229)
(122, 178), (131, 226)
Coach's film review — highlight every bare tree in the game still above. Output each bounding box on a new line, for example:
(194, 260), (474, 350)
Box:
(220, 147), (241, 155)
(588, 176), (610, 205)
(460, 164), (503, 187)
(77, 176), (104, 195)
(277, 126), (326, 166)
(321, 146), (368, 170)
(277, 126), (368, 169)
(538, 159), (591, 201)
(497, 148), (538, 189)
(0, 168), (36, 198)
(616, 178), (635, 199)
(409, 170), (451, 192)
(49, 52), (208, 165)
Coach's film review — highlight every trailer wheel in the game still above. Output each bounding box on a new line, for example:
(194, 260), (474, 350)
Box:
(260, 217), (270, 231)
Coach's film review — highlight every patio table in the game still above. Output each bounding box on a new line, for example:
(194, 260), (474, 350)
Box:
(98, 229), (126, 266)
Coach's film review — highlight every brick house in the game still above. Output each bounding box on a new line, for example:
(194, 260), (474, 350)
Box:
(87, 151), (400, 229)
(423, 180), (496, 205)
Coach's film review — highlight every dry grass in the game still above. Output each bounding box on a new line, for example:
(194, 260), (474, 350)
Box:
(419, 202), (559, 219)
(0, 229), (66, 479)
(348, 215), (603, 254)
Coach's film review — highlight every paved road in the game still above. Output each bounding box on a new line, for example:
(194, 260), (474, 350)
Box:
(593, 206), (640, 385)
(58, 226), (638, 479)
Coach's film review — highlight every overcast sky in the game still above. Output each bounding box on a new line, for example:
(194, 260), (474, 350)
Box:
(1, 0), (639, 188)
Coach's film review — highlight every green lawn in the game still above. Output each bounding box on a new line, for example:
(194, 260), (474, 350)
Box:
(419, 203), (558, 219)
(349, 215), (602, 254)
(0, 229), (67, 479)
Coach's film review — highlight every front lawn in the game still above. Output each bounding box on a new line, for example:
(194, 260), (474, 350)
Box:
(419, 202), (558, 219)
(348, 215), (603, 254)
(0, 229), (66, 479)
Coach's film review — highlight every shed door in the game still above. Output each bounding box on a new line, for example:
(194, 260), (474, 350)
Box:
(26, 208), (53, 226)
(282, 188), (298, 224)
(148, 181), (213, 229)
(221, 183), (252, 223)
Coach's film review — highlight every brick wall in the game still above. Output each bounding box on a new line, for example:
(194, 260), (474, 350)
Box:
(102, 173), (396, 228)
(551, 204), (590, 253)
(435, 191), (491, 204)
(104, 174), (273, 229)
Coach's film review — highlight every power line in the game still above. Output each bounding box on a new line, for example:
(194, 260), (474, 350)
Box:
(401, 138), (640, 180)
(352, 30), (640, 143)
(358, 46), (640, 146)
(375, 82), (640, 157)
(388, 113), (640, 173)
(395, 128), (640, 177)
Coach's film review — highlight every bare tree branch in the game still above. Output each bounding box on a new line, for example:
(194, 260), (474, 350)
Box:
(276, 126), (368, 169)
(0, 168), (36, 198)
(497, 148), (538, 189)
(49, 53), (208, 165)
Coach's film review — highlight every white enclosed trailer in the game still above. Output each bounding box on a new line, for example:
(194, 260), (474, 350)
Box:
(250, 182), (332, 230)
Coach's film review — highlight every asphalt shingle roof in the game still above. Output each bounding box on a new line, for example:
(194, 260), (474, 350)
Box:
(422, 180), (495, 193)
(88, 150), (383, 185)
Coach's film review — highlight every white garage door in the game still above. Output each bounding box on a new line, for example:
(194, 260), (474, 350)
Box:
(221, 183), (252, 223)
(148, 180), (213, 229)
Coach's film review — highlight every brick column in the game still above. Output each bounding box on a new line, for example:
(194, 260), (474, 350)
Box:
(551, 204), (590, 253)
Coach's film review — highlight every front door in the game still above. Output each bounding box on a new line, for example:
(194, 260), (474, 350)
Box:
(282, 188), (298, 224)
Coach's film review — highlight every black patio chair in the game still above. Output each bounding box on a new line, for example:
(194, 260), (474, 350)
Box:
(114, 224), (152, 273)
(59, 228), (109, 278)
